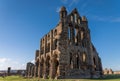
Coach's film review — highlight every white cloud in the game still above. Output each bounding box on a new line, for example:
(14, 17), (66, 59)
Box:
(81, 3), (88, 9)
(112, 18), (120, 22)
(61, 0), (80, 7)
(61, 0), (68, 4)
(69, 0), (79, 7)
(90, 15), (107, 21)
(89, 15), (120, 23)
(0, 58), (10, 63)
(31, 59), (35, 64)
(0, 58), (26, 70)
(20, 64), (26, 69)
(56, 7), (61, 13)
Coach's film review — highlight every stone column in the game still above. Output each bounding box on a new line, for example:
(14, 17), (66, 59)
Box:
(87, 41), (94, 78)
(58, 64), (66, 79)
(28, 66), (30, 77)
(38, 62), (41, 78)
(50, 60), (54, 79)
(70, 27), (75, 44)
(34, 66), (37, 77)
(32, 66), (34, 77)
(34, 66), (36, 77)
(75, 28), (79, 45)
(50, 30), (53, 51)
(44, 36), (47, 56)
(39, 63), (42, 78)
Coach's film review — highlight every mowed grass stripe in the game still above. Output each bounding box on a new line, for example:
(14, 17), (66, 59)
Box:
(0, 75), (120, 81)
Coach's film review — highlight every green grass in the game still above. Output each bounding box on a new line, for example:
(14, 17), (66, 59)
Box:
(0, 75), (120, 81)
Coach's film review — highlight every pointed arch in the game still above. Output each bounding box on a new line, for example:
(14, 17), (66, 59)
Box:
(51, 53), (59, 79)
(80, 27), (85, 40)
(76, 54), (79, 69)
(93, 57), (97, 71)
(69, 52), (73, 69)
(82, 53), (86, 63)
(46, 55), (50, 78)
(40, 57), (44, 78)
(80, 52), (88, 70)
(35, 59), (39, 77)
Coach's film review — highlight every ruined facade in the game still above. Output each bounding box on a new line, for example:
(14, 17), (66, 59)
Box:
(103, 68), (113, 75)
(26, 62), (34, 77)
(26, 6), (103, 79)
(103, 68), (120, 75)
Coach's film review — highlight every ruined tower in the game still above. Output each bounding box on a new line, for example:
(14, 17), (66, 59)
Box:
(27, 6), (103, 79)
(7, 67), (11, 76)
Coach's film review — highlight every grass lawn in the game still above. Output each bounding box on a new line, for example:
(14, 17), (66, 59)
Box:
(0, 75), (120, 81)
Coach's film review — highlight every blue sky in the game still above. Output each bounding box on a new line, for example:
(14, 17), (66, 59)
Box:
(0, 0), (120, 71)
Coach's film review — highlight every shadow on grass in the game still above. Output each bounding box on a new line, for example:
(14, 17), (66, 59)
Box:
(92, 74), (120, 80)
(32, 75), (120, 81)
(1, 75), (120, 81)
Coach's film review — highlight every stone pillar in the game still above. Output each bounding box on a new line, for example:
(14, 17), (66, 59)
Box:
(28, 66), (30, 77)
(87, 40), (94, 78)
(98, 57), (103, 75)
(69, 27), (72, 44)
(78, 52), (81, 69)
(39, 62), (44, 78)
(36, 65), (38, 77)
(70, 27), (75, 44)
(43, 57), (51, 79)
(58, 64), (66, 79)
(32, 66), (34, 77)
(78, 29), (81, 46)
(42, 36), (47, 78)
(50, 60), (54, 79)
(34, 63), (38, 77)
(44, 36), (47, 56)
(50, 30), (53, 59)
(38, 63), (41, 78)
(34, 66), (36, 77)
(38, 62), (40, 78)
(78, 28), (82, 46)
(50, 60), (59, 79)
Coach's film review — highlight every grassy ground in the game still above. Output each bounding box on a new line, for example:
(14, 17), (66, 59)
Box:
(0, 75), (120, 81)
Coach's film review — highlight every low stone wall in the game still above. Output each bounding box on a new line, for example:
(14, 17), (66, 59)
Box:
(103, 68), (120, 75)
(113, 71), (120, 74)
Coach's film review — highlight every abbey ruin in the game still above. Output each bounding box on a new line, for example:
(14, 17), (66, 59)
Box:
(26, 6), (103, 79)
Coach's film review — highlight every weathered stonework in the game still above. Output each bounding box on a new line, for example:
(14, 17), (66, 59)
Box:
(26, 6), (103, 79)
(26, 62), (34, 77)
(103, 68), (120, 75)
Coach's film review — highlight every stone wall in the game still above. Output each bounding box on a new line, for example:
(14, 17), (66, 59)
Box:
(103, 68), (120, 75)
(26, 62), (34, 77)
(26, 6), (103, 79)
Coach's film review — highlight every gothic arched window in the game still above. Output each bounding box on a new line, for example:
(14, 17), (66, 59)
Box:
(68, 27), (70, 40)
(93, 57), (97, 71)
(54, 39), (57, 49)
(71, 15), (73, 22)
(81, 31), (84, 40)
(47, 43), (50, 52)
(78, 18), (80, 24)
(54, 29), (57, 36)
(46, 56), (50, 77)
(82, 53), (86, 63)
(74, 13), (77, 23)
(76, 54), (79, 69)
(48, 34), (50, 40)
(43, 38), (44, 44)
